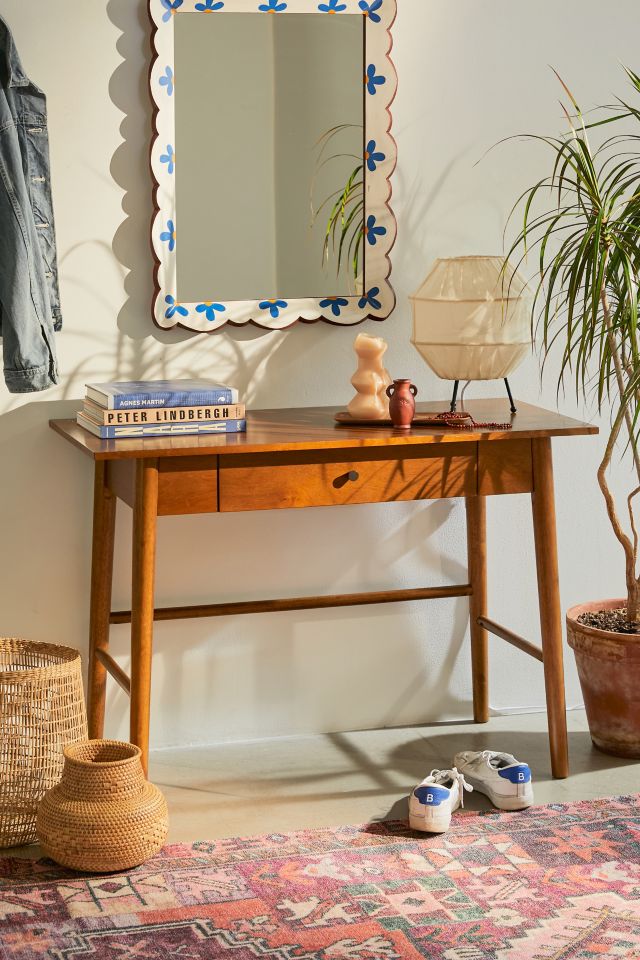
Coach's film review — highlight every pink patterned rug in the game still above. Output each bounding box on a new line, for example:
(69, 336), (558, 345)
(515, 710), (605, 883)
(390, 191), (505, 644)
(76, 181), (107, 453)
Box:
(1, 796), (640, 958)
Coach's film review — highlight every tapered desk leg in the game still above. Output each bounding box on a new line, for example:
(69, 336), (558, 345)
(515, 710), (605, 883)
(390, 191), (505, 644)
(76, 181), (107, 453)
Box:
(88, 461), (116, 739)
(466, 495), (489, 723)
(531, 438), (569, 779)
(130, 459), (159, 776)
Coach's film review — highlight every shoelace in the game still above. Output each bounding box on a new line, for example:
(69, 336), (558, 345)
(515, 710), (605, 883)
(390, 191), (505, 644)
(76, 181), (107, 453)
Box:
(479, 750), (512, 768)
(423, 767), (473, 807)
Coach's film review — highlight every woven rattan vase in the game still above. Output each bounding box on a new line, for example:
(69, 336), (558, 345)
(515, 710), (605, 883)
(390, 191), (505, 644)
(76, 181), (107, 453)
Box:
(0, 638), (88, 848)
(37, 740), (168, 872)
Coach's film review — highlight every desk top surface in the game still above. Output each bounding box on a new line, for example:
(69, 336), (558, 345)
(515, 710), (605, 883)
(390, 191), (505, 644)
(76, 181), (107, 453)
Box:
(50, 400), (597, 461)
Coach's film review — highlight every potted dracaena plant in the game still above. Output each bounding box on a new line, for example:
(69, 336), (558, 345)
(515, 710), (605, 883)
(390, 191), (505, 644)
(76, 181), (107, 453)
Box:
(505, 67), (640, 757)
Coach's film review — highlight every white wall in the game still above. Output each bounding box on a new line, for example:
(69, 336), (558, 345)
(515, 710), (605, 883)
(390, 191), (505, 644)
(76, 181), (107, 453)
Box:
(1, 0), (637, 750)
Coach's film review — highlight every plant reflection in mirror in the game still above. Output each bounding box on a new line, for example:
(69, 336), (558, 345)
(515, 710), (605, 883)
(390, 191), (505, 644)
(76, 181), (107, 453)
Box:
(311, 123), (364, 286)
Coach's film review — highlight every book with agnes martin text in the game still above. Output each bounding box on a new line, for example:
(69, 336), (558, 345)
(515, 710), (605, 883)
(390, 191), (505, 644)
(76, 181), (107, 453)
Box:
(86, 379), (239, 409)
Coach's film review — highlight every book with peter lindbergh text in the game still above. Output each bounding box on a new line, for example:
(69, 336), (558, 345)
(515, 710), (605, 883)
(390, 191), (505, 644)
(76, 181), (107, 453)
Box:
(82, 401), (245, 426)
(76, 413), (247, 440)
(86, 379), (239, 410)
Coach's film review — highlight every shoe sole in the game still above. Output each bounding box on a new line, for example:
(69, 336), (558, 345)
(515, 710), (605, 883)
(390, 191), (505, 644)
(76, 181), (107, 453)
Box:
(409, 812), (451, 834)
(462, 773), (533, 811)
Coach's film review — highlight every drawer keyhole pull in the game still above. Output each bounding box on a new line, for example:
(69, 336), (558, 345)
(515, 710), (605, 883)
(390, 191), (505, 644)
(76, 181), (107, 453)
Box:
(334, 470), (360, 489)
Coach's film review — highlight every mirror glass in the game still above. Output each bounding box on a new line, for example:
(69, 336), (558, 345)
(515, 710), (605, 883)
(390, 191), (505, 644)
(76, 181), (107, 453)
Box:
(174, 13), (364, 303)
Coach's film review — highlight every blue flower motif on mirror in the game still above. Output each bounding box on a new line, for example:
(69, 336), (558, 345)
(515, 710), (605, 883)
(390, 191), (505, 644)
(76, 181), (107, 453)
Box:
(165, 296), (188, 319)
(160, 145), (175, 174)
(196, 302), (226, 321)
(319, 296), (350, 317)
(365, 139), (385, 172)
(364, 214), (386, 245)
(358, 287), (382, 310)
(359, 0), (383, 22)
(161, 0), (183, 22)
(195, 0), (224, 9)
(259, 299), (288, 318)
(258, 0), (287, 10)
(160, 220), (176, 252)
(365, 64), (386, 95)
(318, 0), (347, 12)
(159, 66), (174, 96)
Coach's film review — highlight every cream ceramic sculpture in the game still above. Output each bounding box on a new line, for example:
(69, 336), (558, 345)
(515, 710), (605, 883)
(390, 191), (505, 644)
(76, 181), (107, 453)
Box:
(347, 333), (392, 420)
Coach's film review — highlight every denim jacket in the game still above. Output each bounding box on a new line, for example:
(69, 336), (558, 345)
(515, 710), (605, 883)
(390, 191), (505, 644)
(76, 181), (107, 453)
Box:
(0, 15), (60, 393)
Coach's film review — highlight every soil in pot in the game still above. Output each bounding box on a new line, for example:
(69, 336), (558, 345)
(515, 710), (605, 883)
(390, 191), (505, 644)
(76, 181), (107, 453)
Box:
(578, 607), (640, 634)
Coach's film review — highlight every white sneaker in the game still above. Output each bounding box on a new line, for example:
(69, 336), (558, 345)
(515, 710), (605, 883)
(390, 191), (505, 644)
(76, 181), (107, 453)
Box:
(453, 750), (534, 811)
(409, 768), (473, 834)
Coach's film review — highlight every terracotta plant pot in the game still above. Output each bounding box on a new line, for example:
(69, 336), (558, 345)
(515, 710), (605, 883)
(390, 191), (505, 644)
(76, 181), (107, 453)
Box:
(36, 740), (168, 872)
(567, 599), (640, 758)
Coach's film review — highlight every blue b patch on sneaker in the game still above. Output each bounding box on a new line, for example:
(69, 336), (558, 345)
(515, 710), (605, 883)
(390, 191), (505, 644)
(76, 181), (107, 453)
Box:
(498, 765), (531, 784)
(413, 785), (449, 806)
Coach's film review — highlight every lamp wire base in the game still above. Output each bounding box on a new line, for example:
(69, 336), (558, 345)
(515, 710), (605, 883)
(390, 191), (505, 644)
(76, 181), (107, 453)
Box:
(450, 379), (517, 415)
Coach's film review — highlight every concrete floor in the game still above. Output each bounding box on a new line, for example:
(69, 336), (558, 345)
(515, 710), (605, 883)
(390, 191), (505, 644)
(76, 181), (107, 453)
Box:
(5, 709), (639, 859)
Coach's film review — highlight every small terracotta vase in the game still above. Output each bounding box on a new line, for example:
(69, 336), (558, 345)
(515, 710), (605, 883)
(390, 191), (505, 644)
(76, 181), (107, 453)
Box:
(386, 379), (417, 429)
(36, 740), (168, 873)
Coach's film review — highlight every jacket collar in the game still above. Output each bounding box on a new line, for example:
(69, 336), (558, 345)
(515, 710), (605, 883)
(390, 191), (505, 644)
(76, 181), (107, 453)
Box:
(0, 16), (29, 88)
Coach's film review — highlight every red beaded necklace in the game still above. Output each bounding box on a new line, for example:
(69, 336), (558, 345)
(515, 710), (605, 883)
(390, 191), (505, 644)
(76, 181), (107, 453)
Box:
(433, 411), (513, 431)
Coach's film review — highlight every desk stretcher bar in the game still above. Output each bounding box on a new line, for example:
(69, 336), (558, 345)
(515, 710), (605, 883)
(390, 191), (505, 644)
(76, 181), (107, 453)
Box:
(101, 600), (544, 700)
(109, 583), (474, 624)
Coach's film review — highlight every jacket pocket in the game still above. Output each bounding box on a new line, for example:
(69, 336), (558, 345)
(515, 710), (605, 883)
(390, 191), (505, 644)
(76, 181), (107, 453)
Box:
(22, 116), (60, 312)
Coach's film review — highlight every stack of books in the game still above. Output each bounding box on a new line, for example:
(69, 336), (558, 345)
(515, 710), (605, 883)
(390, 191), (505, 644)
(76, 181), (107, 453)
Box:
(76, 379), (246, 439)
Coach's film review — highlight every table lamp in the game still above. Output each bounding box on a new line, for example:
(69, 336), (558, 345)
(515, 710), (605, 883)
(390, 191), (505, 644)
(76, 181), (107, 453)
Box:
(410, 256), (531, 412)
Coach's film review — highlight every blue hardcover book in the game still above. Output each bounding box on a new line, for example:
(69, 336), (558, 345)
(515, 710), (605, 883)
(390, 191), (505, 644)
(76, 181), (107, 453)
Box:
(77, 413), (246, 439)
(86, 379), (239, 410)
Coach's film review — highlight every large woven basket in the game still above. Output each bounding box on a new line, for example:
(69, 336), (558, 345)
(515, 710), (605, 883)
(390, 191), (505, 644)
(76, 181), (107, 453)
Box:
(0, 638), (88, 848)
(36, 740), (168, 872)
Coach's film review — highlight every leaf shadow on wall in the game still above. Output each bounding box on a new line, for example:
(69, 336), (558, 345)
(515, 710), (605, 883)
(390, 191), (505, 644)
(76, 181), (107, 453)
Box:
(392, 149), (464, 297)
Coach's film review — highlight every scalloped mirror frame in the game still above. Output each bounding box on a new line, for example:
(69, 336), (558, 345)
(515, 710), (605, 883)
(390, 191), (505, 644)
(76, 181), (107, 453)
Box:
(149, 0), (397, 332)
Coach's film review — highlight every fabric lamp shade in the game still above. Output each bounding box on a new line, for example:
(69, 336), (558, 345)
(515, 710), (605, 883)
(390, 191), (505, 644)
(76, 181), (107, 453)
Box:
(410, 256), (532, 381)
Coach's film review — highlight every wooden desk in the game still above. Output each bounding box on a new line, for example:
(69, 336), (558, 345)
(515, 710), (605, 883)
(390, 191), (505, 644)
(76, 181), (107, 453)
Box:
(51, 401), (597, 780)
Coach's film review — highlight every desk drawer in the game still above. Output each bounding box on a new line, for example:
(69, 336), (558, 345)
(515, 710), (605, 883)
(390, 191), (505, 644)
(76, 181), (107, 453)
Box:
(219, 446), (476, 512)
(107, 457), (218, 515)
(157, 456), (217, 515)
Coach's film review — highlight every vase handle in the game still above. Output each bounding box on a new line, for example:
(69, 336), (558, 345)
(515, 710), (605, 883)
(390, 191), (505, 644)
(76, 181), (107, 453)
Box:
(410, 384), (418, 397)
(386, 384), (395, 399)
